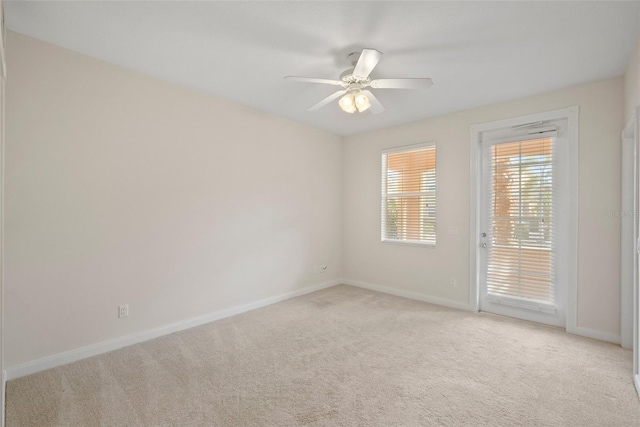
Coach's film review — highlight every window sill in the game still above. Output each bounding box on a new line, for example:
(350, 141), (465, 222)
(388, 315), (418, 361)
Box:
(487, 293), (556, 314)
(381, 239), (436, 248)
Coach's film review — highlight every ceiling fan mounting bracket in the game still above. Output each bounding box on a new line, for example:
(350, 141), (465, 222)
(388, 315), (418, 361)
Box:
(347, 51), (361, 66)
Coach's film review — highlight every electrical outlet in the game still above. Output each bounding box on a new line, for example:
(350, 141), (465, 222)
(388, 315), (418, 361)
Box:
(449, 278), (457, 288)
(118, 304), (129, 318)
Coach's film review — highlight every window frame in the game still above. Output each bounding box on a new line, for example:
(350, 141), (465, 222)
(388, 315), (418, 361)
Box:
(381, 141), (437, 247)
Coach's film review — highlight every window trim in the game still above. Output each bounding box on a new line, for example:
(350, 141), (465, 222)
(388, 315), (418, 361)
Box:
(381, 141), (437, 247)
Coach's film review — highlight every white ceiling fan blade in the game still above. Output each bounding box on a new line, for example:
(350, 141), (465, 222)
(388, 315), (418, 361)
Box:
(285, 76), (345, 86)
(308, 90), (348, 111)
(370, 78), (433, 90)
(362, 90), (385, 115)
(353, 48), (383, 80)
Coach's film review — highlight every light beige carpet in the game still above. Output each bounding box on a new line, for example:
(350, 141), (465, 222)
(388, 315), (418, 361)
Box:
(6, 285), (640, 426)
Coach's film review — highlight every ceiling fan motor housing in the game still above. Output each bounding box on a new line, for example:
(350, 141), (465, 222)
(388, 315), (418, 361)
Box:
(340, 68), (360, 83)
(340, 52), (368, 83)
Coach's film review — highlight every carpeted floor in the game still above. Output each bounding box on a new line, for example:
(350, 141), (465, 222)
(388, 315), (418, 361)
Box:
(6, 285), (640, 426)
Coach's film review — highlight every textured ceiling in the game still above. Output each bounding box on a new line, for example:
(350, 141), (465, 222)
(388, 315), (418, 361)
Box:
(5, 1), (640, 136)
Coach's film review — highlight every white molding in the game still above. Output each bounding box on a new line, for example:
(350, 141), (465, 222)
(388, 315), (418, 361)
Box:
(381, 140), (435, 154)
(469, 124), (481, 313)
(1, 1), (6, 424)
(620, 108), (637, 350)
(630, 106), (640, 387)
(4, 280), (341, 381)
(564, 106), (580, 335)
(4, 278), (622, 383)
(1, 369), (4, 427)
(343, 279), (471, 312)
(470, 106), (579, 332)
(634, 374), (640, 399)
(568, 326), (621, 346)
(344, 280), (623, 345)
(470, 107), (579, 134)
(624, 106), (640, 139)
(482, 130), (557, 146)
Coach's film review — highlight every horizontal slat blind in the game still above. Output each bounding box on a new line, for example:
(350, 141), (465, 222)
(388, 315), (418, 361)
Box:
(382, 144), (436, 245)
(486, 137), (555, 303)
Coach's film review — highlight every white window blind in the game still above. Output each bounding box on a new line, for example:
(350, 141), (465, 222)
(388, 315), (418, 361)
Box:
(382, 143), (436, 245)
(485, 137), (555, 306)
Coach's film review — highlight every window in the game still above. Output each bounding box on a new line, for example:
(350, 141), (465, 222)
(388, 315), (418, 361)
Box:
(381, 143), (436, 246)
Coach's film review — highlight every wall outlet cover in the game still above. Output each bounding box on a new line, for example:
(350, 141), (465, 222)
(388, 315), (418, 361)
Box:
(118, 304), (129, 318)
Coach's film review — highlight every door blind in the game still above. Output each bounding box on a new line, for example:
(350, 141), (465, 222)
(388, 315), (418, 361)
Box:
(486, 137), (555, 304)
(382, 144), (436, 245)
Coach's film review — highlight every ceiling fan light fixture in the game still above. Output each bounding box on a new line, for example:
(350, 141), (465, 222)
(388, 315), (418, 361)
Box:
(355, 92), (371, 113)
(344, 104), (357, 114)
(339, 93), (356, 113)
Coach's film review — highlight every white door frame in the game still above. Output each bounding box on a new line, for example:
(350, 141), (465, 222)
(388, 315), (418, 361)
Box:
(622, 106), (640, 396)
(469, 106), (579, 334)
(0, 1), (6, 424)
(621, 107), (639, 350)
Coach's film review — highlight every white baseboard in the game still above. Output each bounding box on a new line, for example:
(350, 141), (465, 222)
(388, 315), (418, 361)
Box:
(5, 279), (341, 381)
(566, 325), (621, 345)
(634, 374), (640, 399)
(343, 279), (471, 312)
(5, 279), (624, 381)
(345, 280), (624, 346)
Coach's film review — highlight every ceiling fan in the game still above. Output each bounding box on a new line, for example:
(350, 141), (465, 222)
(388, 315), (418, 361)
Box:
(285, 48), (433, 115)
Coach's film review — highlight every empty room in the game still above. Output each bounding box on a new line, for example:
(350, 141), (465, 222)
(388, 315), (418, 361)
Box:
(0, 0), (640, 425)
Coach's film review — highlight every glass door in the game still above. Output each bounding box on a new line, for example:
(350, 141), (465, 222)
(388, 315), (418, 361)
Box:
(479, 119), (567, 327)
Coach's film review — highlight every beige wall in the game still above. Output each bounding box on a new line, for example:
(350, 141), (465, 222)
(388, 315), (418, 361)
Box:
(4, 32), (343, 367)
(4, 28), (631, 368)
(625, 32), (640, 122)
(343, 77), (624, 337)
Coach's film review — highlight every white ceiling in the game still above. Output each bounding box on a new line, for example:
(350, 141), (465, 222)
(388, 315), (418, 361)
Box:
(4, 1), (640, 136)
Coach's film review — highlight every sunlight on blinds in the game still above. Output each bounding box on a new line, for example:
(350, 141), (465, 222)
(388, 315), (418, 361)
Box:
(382, 145), (436, 245)
(487, 137), (554, 303)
